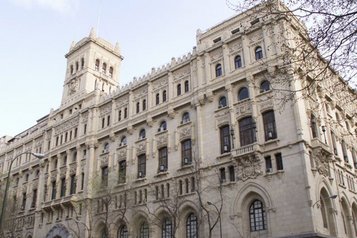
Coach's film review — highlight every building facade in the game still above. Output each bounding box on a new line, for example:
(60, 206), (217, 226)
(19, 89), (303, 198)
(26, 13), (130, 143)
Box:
(1, 2), (357, 238)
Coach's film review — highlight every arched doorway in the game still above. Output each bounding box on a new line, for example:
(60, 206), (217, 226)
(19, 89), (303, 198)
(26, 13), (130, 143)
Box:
(46, 224), (72, 238)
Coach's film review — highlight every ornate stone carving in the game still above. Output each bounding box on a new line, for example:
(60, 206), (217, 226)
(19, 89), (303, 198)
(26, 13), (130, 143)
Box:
(260, 98), (274, 110)
(136, 140), (147, 154)
(237, 156), (262, 181)
(81, 112), (89, 123)
(99, 103), (112, 116)
(179, 125), (191, 140)
(55, 116), (79, 134)
(68, 78), (79, 95)
(117, 147), (127, 160)
(209, 48), (223, 61)
(248, 29), (263, 42)
(235, 100), (252, 116)
(156, 134), (168, 148)
(153, 76), (168, 90)
(312, 148), (332, 177)
(134, 87), (148, 99)
(100, 154), (109, 167)
(173, 66), (191, 81)
(228, 41), (243, 53)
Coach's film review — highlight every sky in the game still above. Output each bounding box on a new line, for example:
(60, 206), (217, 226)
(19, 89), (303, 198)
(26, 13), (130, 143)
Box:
(0, 0), (237, 137)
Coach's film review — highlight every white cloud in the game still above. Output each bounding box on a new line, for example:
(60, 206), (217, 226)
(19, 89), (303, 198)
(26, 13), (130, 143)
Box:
(10, 0), (79, 14)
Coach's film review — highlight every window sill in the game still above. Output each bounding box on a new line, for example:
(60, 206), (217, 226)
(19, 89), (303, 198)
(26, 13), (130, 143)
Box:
(155, 171), (169, 178)
(178, 192), (195, 198)
(135, 177), (147, 183)
(177, 164), (194, 171)
(215, 106), (229, 113)
(263, 138), (279, 145)
(155, 129), (168, 136)
(178, 121), (192, 128)
(118, 144), (127, 149)
(217, 152), (232, 159)
(116, 182), (127, 188)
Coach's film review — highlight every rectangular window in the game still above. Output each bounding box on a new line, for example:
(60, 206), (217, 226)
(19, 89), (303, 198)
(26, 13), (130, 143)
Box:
(107, 115), (110, 126)
(239, 117), (256, 146)
(60, 178), (66, 197)
(118, 160), (126, 183)
(51, 181), (56, 200)
(220, 167), (226, 183)
(158, 147), (168, 172)
(181, 139), (192, 165)
(31, 189), (37, 208)
(70, 174), (76, 195)
(102, 166), (109, 186)
(22, 192), (27, 210)
(138, 154), (146, 178)
(84, 124), (87, 135)
(263, 111), (277, 141)
(81, 172), (85, 190)
(342, 140), (349, 163)
(229, 165), (235, 182)
(220, 125), (231, 154)
(265, 156), (272, 173)
(275, 153), (283, 170)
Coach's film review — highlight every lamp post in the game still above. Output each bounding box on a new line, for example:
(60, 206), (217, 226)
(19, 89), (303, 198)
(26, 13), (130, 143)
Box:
(321, 126), (327, 144)
(207, 201), (222, 238)
(0, 152), (45, 231)
(312, 194), (338, 208)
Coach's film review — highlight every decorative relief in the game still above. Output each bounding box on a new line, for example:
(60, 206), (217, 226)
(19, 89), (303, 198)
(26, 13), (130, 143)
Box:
(312, 148), (332, 177)
(136, 140), (147, 154)
(156, 134), (168, 148)
(237, 156), (262, 181)
(173, 66), (191, 81)
(115, 95), (129, 108)
(259, 98), (274, 110)
(209, 48), (223, 61)
(99, 103), (112, 116)
(81, 112), (89, 123)
(153, 76), (168, 90)
(215, 110), (230, 127)
(228, 41), (243, 53)
(179, 125), (192, 140)
(235, 100), (252, 116)
(55, 116), (80, 134)
(100, 154), (109, 167)
(117, 147), (127, 160)
(68, 78), (79, 95)
(134, 87), (148, 100)
(248, 29), (263, 42)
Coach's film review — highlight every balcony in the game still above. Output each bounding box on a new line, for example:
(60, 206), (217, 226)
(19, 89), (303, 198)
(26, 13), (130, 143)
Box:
(233, 143), (261, 158)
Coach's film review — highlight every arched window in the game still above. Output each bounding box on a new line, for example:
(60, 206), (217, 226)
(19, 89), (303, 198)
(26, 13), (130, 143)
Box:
(182, 112), (190, 124)
(162, 218), (172, 238)
(102, 63), (107, 74)
(239, 116), (256, 146)
(139, 129), (146, 140)
(177, 84), (181, 96)
(219, 96), (227, 108)
(260, 80), (270, 93)
(215, 64), (222, 77)
(101, 227), (108, 238)
(136, 102), (140, 113)
(234, 55), (242, 69)
(159, 121), (167, 132)
(75, 61), (79, 71)
(70, 65), (74, 75)
(139, 222), (149, 238)
(120, 136), (127, 146)
(109, 67), (114, 78)
(118, 110), (122, 121)
(81, 57), (84, 69)
(142, 99), (146, 111)
(95, 59), (100, 71)
(186, 213), (198, 238)
(118, 225), (128, 238)
(320, 196), (328, 228)
(255, 46), (263, 60)
(238, 87), (249, 101)
(162, 90), (167, 102)
(103, 143), (110, 153)
(124, 108), (128, 118)
(156, 93), (160, 105)
(184, 80), (189, 92)
(249, 200), (266, 231)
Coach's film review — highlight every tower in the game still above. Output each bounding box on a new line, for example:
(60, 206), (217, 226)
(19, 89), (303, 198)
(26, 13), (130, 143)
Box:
(61, 28), (123, 105)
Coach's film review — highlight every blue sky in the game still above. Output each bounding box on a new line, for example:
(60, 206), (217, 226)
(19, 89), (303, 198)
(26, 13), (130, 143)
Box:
(0, 0), (236, 137)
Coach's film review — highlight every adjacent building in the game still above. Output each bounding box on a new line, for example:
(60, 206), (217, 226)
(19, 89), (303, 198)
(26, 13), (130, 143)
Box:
(1, 2), (357, 238)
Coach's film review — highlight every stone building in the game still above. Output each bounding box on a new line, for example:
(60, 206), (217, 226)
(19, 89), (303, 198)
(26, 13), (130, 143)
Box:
(1, 2), (357, 238)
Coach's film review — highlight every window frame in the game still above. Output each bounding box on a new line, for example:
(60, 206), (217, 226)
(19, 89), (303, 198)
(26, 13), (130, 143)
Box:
(181, 139), (192, 166)
(137, 154), (146, 178)
(186, 213), (198, 238)
(262, 110), (277, 141)
(220, 125), (231, 153)
(249, 199), (266, 231)
(215, 63), (222, 77)
(234, 55), (242, 69)
(238, 87), (249, 101)
(239, 116), (256, 146)
(158, 147), (168, 172)
(255, 46), (263, 60)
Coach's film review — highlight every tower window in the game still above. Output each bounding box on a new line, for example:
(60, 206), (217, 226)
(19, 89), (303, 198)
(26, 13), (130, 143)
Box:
(109, 67), (113, 78)
(102, 63), (107, 74)
(177, 84), (181, 96)
(184, 80), (189, 92)
(234, 55), (242, 69)
(95, 59), (100, 71)
(215, 63), (222, 77)
(162, 90), (167, 102)
(81, 58), (84, 69)
(156, 93), (160, 105)
(263, 110), (277, 141)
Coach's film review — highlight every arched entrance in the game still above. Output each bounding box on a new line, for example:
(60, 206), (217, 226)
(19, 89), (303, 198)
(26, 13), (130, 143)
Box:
(46, 224), (72, 238)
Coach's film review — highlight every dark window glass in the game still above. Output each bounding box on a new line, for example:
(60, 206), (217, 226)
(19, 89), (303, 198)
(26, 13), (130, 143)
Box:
(263, 110), (277, 141)
(220, 167), (226, 182)
(138, 154), (146, 178)
(182, 112), (190, 124)
(159, 121), (167, 132)
(249, 200), (266, 231)
(118, 225), (128, 238)
(31, 189), (37, 207)
(219, 96), (227, 108)
(215, 64), (222, 77)
(162, 218), (172, 238)
(239, 117), (256, 146)
(142, 99), (146, 111)
(238, 87), (249, 100)
(182, 139), (192, 165)
(255, 46), (263, 60)
(159, 147), (168, 172)
(139, 129), (146, 140)
(102, 166), (108, 186)
(60, 178), (66, 197)
(275, 153), (283, 170)
(120, 136), (127, 146)
(136, 102), (140, 113)
(124, 108), (128, 118)
(163, 90), (167, 102)
(177, 84), (181, 96)
(102, 63), (107, 74)
(95, 59), (100, 71)
(220, 125), (231, 153)
(265, 156), (272, 173)
(234, 55), (242, 68)
(311, 115), (318, 138)
(70, 174), (76, 195)
(119, 110), (122, 121)
(156, 93), (160, 105)
(229, 165), (235, 182)
(119, 160), (126, 183)
(139, 222), (149, 238)
(184, 80), (189, 92)
(342, 140), (348, 162)
(260, 80), (270, 93)
(186, 213), (198, 238)
(109, 67), (113, 78)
